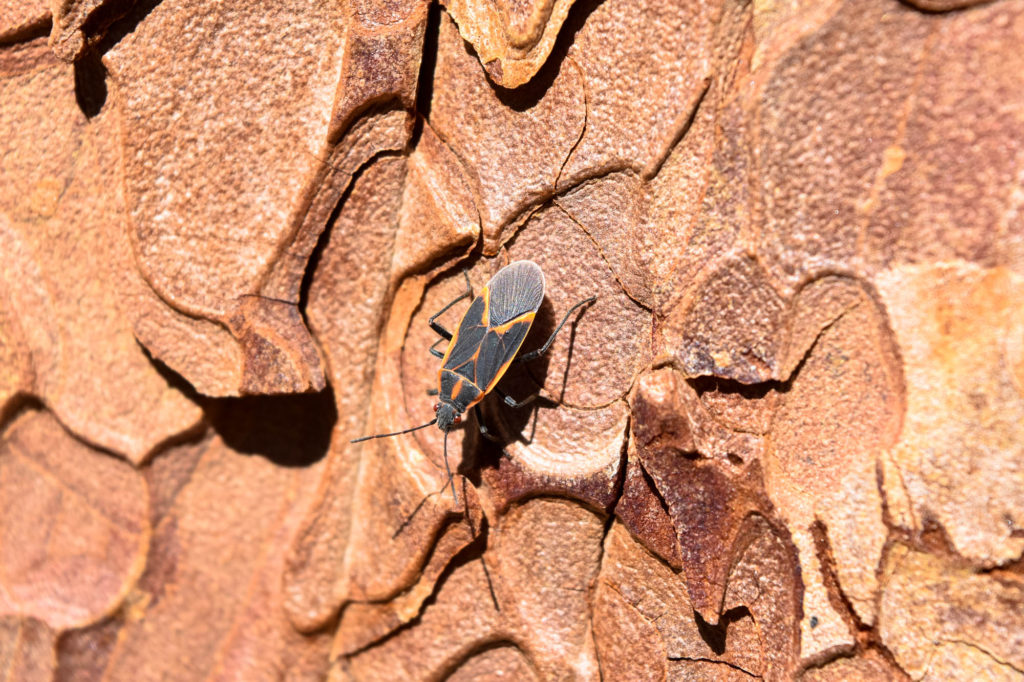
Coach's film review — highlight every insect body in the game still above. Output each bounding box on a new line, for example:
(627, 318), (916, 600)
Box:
(435, 261), (545, 430)
(352, 260), (595, 504)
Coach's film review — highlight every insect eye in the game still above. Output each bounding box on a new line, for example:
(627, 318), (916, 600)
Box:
(433, 403), (441, 412)
(452, 414), (462, 425)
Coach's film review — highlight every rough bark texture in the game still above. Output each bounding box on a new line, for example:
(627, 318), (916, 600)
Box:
(1, 0), (1022, 680)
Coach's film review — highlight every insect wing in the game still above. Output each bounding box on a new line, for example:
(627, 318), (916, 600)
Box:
(441, 294), (487, 383)
(485, 261), (545, 326)
(475, 317), (534, 393)
(471, 261), (546, 394)
(438, 261), (546, 405)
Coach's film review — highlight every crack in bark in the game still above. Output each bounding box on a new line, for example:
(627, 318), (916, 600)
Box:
(666, 654), (762, 679)
(941, 638), (1024, 675)
(776, 297), (863, 389)
(413, 1), (441, 123)
(809, 520), (868, 634)
(334, 520), (493, 660)
(632, 455), (683, 567)
(0, 15), (52, 47)
(554, 56), (589, 191)
(646, 76), (712, 180)
(687, 375), (779, 436)
(591, 497), (625, 682)
(479, 554), (500, 612)
(438, 639), (543, 682)
(555, 200), (655, 312)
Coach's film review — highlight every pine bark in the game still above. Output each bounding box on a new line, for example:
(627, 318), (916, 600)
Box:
(1, 0), (1023, 680)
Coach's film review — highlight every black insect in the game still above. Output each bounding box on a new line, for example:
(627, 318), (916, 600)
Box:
(352, 260), (595, 503)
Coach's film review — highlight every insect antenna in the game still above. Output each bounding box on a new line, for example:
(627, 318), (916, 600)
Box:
(353, 420), (460, 507)
(350, 418), (438, 443)
(442, 429), (457, 506)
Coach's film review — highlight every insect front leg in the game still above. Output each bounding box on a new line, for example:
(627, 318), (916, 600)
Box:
(474, 405), (501, 442)
(428, 337), (447, 359)
(428, 270), (474, 343)
(515, 296), (596, 363)
(474, 406), (521, 467)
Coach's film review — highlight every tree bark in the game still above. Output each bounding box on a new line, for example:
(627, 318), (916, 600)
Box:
(1, 0), (1023, 679)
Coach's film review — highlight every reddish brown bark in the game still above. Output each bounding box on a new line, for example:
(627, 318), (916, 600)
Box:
(2, 0), (1023, 679)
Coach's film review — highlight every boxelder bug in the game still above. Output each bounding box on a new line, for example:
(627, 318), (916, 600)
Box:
(352, 260), (596, 504)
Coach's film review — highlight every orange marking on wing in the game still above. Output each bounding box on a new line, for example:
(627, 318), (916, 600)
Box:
(490, 311), (535, 334)
(467, 346), (482, 382)
(439, 322), (460, 368)
(482, 316), (537, 394)
(440, 288), (487, 368)
(464, 387), (487, 409)
(435, 284), (533, 403)
(481, 284), (490, 326)
(483, 355), (519, 395)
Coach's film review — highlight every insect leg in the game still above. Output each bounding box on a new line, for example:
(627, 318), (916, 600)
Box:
(429, 271), (474, 341)
(495, 387), (538, 410)
(474, 405), (501, 442)
(515, 296), (597, 363)
(429, 337), (447, 359)
(443, 430), (457, 505)
(474, 406), (520, 463)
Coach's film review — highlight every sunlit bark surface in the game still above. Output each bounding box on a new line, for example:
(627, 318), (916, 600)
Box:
(1, 0), (1023, 679)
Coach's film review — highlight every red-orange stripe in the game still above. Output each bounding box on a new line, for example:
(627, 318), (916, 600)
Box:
(490, 311), (536, 334)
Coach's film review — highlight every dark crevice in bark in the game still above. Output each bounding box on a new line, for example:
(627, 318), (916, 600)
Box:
(636, 455), (683, 547)
(775, 300), (861, 392)
(896, 0), (997, 16)
(440, 640), (542, 681)
(295, 159), (357, 321)
(296, 144), (405, 323)
(554, 56), (589, 190)
(488, 0), (605, 105)
(0, 395), (45, 442)
(688, 375), (778, 402)
(93, 0), (164, 56)
(412, 0), (441, 124)
(809, 521), (867, 634)
(80, 0), (144, 51)
(806, 521), (909, 678)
